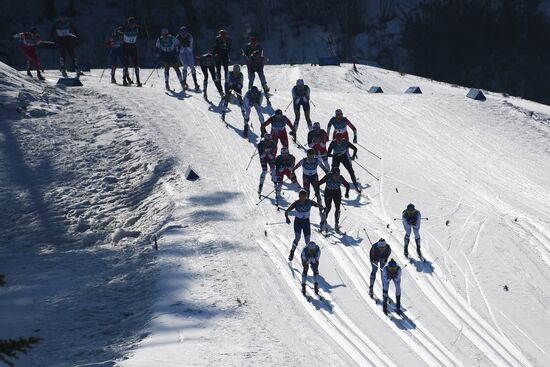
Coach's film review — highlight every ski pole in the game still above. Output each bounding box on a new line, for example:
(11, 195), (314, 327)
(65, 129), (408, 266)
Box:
(143, 63), (158, 85)
(265, 221), (286, 226)
(284, 100), (293, 112)
(355, 142), (382, 160)
(256, 188), (276, 205)
(354, 160), (380, 181)
(309, 98), (316, 107)
(393, 217), (428, 221)
(245, 147), (259, 171)
(363, 228), (373, 245)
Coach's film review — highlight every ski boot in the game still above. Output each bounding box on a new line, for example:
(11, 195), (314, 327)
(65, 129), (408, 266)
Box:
(184, 82), (189, 90)
(37, 71), (45, 81)
(26, 70), (32, 77)
(136, 80), (142, 87)
(354, 183), (362, 193)
(257, 184), (263, 195)
(288, 243), (297, 261)
(61, 68), (68, 77)
(111, 75), (116, 84)
(243, 124), (249, 137)
(416, 238), (422, 258)
(123, 79), (128, 86)
(396, 295), (402, 315)
(314, 282), (319, 295)
(382, 296), (388, 315)
(165, 82), (171, 90)
(368, 287), (374, 298)
(301, 283), (306, 295)
(262, 83), (270, 94)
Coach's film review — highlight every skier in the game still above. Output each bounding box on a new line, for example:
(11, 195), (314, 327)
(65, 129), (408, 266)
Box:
(382, 259), (402, 315)
(257, 133), (277, 195)
(199, 52), (223, 100)
(318, 167), (350, 233)
(50, 11), (80, 77)
(224, 64), (244, 108)
(274, 147), (299, 202)
(292, 79), (312, 133)
(301, 241), (321, 295)
(13, 28), (45, 80)
(106, 26), (124, 83)
(285, 189), (324, 261)
(307, 122), (329, 170)
(292, 148), (328, 205)
(261, 109), (295, 149)
(402, 203), (422, 258)
(242, 86), (264, 137)
(243, 36), (262, 59)
(327, 109), (358, 142)
(327, 133), (361, 192)
(247, 50), (269, 94)
(155, 28), (185, 91)
(369, 238), (392, 298)
(213, 29), (232, 81)
(177, 26), (200, 91)
(121, 17), (141, 86)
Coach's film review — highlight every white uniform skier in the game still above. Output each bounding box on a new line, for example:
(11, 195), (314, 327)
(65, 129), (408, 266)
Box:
(382, 258), (402, 315)
(176, 26), (199, 90)
(402, 203), (422, 257)
(242, 86), (264, 136)
(301, 241), (321, 295)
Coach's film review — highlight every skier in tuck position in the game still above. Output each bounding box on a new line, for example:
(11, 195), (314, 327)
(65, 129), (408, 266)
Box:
(155, 28), (185, 91)
(402, 203), (422, 258)
(327, 133), (361, 192)
(177, 26), (200, 91)
(327, 109), (358, 142)
(121, 17), (141, 86)
(224, 64), (244, 108)
(301, 241), (321, 295)
(247, 50), (269, 94)
(199, 52), (223, 100)
(292, 148), (328, 205)
(382, 259), (402, 315)
(274, 147), (299, 202)
(369, 238), (392, 298)
(50, 11), (80, 77)
(308, 122), (329, 170)
(242, 86), (264, 137)
(261, 109), (295, 149)
(292, 79), (312, 134)
(213, 29), (232, 81)
(257, 133), (277, 195)
(318, 167), (349, 233)
(285, 189), (324, 261)
(106, 26), (124, 83)
(13, 28), (45, 80)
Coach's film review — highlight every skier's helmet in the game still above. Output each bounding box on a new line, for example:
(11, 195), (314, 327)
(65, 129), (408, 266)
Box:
(253, 50), (261, 56)
(299, 189), (308, 197)
(275, 109), (283, 116)
(249, 36), (257, 42)
(331, 167), (340, 175)
(233, 64), (241, 72)
(307, 241), (317, 253)
(59, 11), (67, 19)
(161, 28), (169, 36)
(313, 122), (320, 130)
(127, 17), (136, 25)
(378, 239), (387, 248)
(263, 133), (272, 140)
(219, 29), (227, 35)
(407, 203), (415, 211)
(307, 148), (315, 156)
(335, 109), (343, 116)
(281, 147), (289, 155)
(296, 79), (304, 86)
(30, 28), (39, 35)
(179, 26), (187, 33)
(387, 259), (398, 272)
(251, 86), (259, 92)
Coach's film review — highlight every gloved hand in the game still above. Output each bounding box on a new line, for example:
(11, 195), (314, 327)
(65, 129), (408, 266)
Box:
(286, 216), (291, 224)
(260, 128), (266, 137)
(345, 190), (349, 198)
(353, 136), (357, 144)
(351, 152), (357, 160)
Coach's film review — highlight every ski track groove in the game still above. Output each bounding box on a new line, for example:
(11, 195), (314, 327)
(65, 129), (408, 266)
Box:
(470, 218), (488, 254)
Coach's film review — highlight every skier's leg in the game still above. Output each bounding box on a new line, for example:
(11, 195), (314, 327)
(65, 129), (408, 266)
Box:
(404, 224), (411, 256)
(122, 45), (130, 83)
(301, 261), (309, 286)
(414, 226), (422, 256)
(259, 160), (268, 192)
(304, 103), (312, 130)
(293, 105), (301, 133)
(163, 64), (170, 87)
(66, 45), (78, 71)
(132, 46), (141, 84)
(303, 218), (311, 245)
(248, 71), (255, 90)
(223, 57), (229, 79)
(280, 131), (289, 148)
(259, 71), (268, 92)
(179, 53), (188, 82)
(255, 105), (265, 125)
(334, 192), (341, 229)
(342, 156), (358, 186)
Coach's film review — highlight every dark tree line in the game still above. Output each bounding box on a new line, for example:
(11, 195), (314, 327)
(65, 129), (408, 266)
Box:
(400, 0), (550, 104)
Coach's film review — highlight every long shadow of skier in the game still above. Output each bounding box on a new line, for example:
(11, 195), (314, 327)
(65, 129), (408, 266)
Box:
(164, 89), (192, 100)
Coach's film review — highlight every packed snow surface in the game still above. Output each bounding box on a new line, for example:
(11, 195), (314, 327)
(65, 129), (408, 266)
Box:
(1, 62), (550, 366)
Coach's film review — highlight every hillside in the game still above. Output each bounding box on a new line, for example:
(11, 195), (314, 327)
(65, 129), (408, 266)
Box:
(1, 62), (550, 366)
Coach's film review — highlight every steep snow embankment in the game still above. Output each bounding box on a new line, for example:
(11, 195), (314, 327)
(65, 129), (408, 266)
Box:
(0, 62), (177, 367)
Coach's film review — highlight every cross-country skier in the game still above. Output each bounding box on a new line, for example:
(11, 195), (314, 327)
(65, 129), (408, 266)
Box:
(177, 26), (200, 91)
(247, 50), (269, 94)
(318, 167), (350, 233)
(257, 133), (277, 195)
(369, 239), (391, 298)
(261, 109), (295, 149)
(243, 36), (262, 58)
(224, 64), (244, 108)
(199, 52), (223, 100)
(382, 259), (402, 315)
(292, 79), (312, 133)
(13, 28), (45, 80)
(155, 28), (185, 91)
(50, 11), (80, 77)
(285, 189), (324, 261)
(292, 148), (328, 204)
(308, 122), (329, 169)
(274, 147), (299, 202)
(402, 203), (422, 258)
(121, 17), (141, 86)
(242, 86), (264, 137)
(327, 134), (360, 192)
(106, 26), (124, 83)
(213, 29), (232, 81)
(327, 109), (358, 142)
(301, 241), (321, 295)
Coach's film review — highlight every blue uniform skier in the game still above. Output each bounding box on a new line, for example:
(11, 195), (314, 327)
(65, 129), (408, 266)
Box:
(402, 203), (422, 258)
(155, 28), (185, 91)
(301, 241), (321, 295)
(369, 238), (391, 298)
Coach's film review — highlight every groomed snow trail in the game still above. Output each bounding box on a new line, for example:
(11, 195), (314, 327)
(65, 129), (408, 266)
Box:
(79, 64), (550, 366)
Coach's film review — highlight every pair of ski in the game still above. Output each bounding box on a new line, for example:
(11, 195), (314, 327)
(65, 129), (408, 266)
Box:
(406, 254), (426, 263)
(319, 221), (346, 237)
(258, 193), (284, 211)
(373, 295), (404, 318)
(302, 288), (326, 303)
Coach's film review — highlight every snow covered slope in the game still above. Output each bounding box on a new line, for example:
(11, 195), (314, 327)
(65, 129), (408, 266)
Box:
(2, 62), (550, 366)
